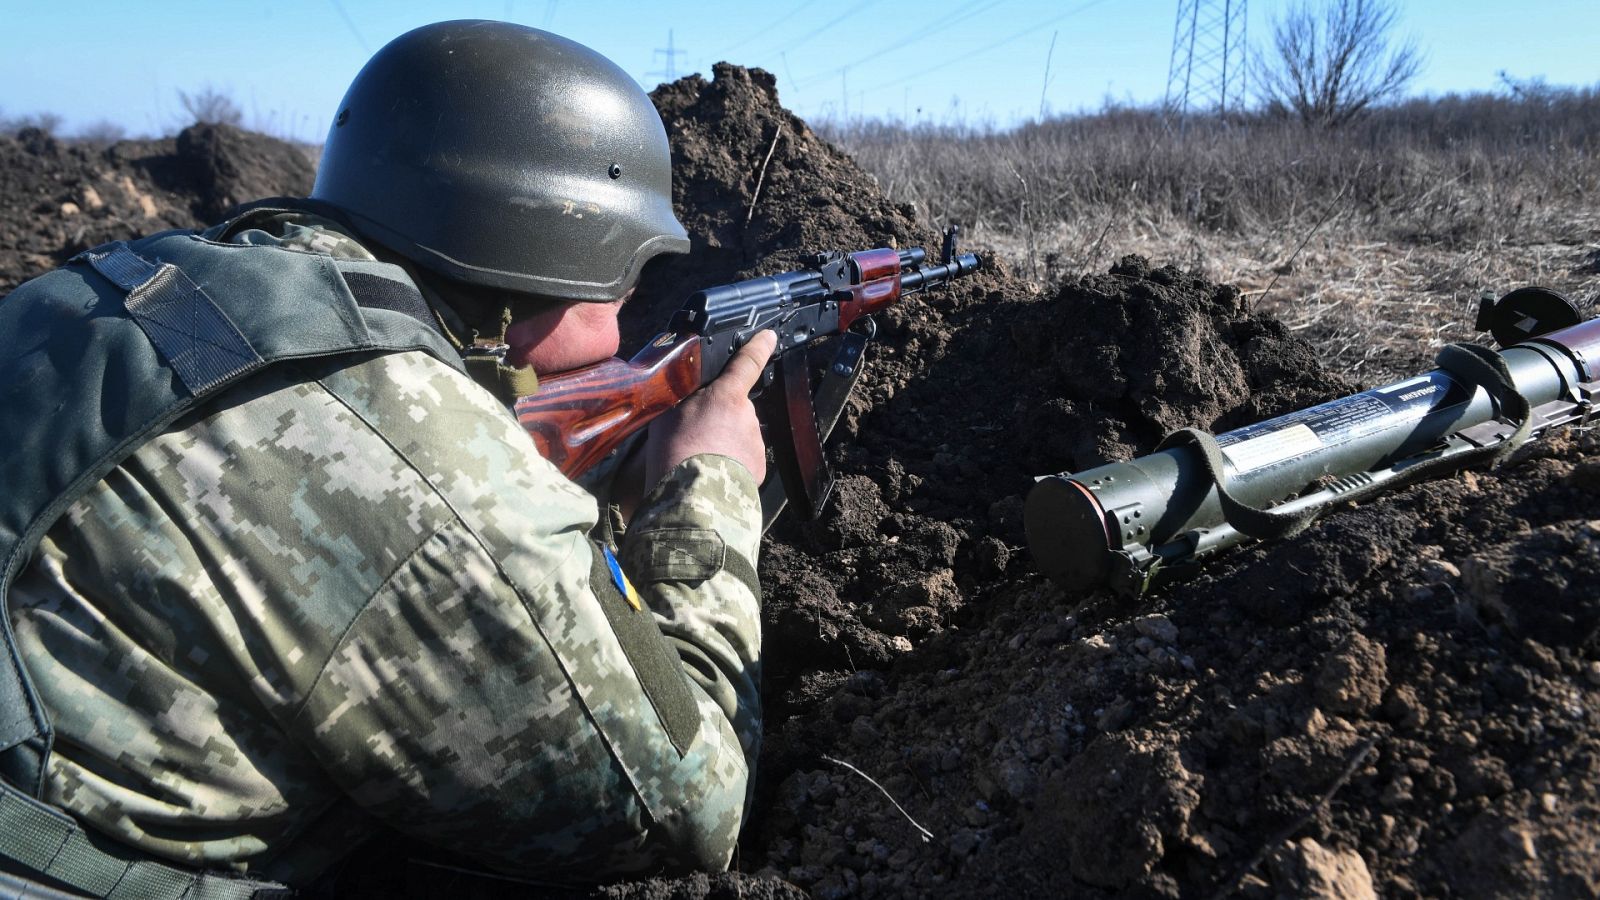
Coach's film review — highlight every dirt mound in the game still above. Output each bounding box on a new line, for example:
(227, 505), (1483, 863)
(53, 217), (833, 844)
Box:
(747, 430), (1600, 899)
(628, 64), (940, 351)
(0, 123), (313, 293)
(639, 66), (1600, 900)
(1009, 255), (1354, 470)
(5, 66), (1598, 900)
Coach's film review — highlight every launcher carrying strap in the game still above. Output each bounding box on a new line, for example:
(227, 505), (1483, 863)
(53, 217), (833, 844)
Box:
(1158, 341), (1533, 544)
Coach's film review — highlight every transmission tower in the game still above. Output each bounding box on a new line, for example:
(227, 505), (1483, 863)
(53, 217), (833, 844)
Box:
(1165, 0), (1248, 116)
(647, 30), (687, 83)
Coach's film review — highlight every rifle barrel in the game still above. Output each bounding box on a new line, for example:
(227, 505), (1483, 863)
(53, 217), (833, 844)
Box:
(900, 253), (980, 292)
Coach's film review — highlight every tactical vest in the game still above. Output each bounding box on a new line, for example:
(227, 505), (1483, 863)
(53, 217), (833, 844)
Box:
(0, 228), (462, 899)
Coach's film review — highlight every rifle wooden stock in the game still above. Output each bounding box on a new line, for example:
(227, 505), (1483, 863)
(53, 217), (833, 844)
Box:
(514, 333), (704, 477)
(513, 236), (981, 497)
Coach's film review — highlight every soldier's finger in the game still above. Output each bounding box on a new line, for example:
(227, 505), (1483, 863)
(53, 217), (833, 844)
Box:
(717, 330), (778, 395)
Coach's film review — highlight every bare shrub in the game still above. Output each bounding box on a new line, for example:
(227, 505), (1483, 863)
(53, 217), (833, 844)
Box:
(2, 110), (65, 136)
(74, 120), (127, 146)
(819, 85), (1600, 253)
(178, 85), (244, 127)
(1255, 0), (1423, 128)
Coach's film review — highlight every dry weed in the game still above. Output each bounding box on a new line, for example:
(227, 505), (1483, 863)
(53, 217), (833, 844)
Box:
(822, 90), (1600, 385)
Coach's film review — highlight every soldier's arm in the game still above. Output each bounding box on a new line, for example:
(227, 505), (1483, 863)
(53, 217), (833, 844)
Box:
(289, 351), (761, 878)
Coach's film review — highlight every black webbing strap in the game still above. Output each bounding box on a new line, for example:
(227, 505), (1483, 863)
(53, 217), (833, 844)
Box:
(1435, 341), (1534, 464)
(1159, 341), (1533, 543)
(0, 765), (290, 899)
(79, 244), (264, 396)
(339, 271), (437, 333)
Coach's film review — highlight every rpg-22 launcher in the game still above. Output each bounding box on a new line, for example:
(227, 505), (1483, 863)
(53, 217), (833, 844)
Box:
(1027, 287), (1600, 595)
(516, 227), (981, 527)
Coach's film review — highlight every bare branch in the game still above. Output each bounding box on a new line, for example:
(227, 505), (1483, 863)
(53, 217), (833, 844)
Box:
(177, 85), (244, 127)
(1255, 0), (1424, 128)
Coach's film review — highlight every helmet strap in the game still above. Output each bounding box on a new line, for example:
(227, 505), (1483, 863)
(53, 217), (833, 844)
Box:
(405, 266), (545, 403)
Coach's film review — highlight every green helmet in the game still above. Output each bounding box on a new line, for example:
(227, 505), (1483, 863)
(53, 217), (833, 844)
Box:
(312, 20), (689, 302)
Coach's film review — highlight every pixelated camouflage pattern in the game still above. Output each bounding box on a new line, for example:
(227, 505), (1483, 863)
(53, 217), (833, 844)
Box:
(7, 218), (764, 885)
(216, 212), (382, 260)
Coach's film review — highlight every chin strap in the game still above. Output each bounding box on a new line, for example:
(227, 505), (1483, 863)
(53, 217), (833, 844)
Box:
(462, 343), (541, 404)
(407, 268), (544, 404)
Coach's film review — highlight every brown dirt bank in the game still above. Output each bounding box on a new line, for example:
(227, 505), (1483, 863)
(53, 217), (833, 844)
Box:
(0, 122), (313, 293)
(641, 64), (1600, 900)
(4, 65), (1597, 900)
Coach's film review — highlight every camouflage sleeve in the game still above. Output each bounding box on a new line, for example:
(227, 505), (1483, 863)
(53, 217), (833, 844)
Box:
(622, 454), (765, 765)
(292, 353), (762, 878)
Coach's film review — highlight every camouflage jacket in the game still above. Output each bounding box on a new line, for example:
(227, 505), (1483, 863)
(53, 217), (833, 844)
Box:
(7, 216), (764, 885)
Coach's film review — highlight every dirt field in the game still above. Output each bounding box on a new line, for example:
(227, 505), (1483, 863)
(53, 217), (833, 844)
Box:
(4, 65), (1599, 899)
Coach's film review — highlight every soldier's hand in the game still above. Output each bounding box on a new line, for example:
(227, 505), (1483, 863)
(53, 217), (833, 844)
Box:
(645, 329), (777, 488)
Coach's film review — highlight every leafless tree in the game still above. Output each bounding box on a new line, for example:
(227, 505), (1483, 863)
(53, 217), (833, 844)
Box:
(1255, 0), (1423, 128)
(2, 109), (64, 136)
(75, 120), (127, 146)
(177, 85), (244, 127)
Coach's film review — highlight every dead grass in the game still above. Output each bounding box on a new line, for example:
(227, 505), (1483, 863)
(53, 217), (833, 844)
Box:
(821, 90), (1600, 385)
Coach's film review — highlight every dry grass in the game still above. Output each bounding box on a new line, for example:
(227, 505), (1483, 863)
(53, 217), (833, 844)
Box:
(821, 90), (1600, 385)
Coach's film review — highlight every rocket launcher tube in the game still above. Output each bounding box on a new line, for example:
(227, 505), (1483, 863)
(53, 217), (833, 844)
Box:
(1026, 317), (1600, 595)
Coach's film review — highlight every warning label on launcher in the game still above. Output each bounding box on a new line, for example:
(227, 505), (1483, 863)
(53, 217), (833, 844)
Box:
(1218, 371), (1470, 473)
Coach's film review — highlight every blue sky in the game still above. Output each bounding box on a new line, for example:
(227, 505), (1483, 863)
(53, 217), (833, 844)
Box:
(2, 0), (1597, 142)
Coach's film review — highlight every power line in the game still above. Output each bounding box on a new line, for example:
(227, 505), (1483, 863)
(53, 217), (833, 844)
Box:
(743, 0), (883, 62)
(1039, 29), (1058, 120)
(790, 0), (1015, 90)
(721, 0), (824, 56)
(325, 0), (370, 53)
(856, 0), (1114, 96)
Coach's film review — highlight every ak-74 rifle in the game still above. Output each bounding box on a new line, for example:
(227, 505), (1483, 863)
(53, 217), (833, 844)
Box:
(1026, 287), (1599, 595)
(515, 227), (981, 527)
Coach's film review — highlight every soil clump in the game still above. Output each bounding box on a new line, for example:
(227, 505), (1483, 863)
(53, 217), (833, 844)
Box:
(0, 123), (313, 293)
(4, 64), (1598, 900)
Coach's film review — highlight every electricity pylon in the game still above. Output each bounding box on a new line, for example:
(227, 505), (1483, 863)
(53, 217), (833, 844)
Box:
(1165, 0), (1248, 116)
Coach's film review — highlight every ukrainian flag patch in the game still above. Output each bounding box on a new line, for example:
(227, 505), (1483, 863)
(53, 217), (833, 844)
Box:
(602, 545), (643, 611)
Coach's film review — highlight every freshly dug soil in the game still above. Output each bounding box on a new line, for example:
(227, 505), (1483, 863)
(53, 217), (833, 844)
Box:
(0, 122), (313, 293)
(4, 65), (1598, 900)
(638, 65), (1600, 900)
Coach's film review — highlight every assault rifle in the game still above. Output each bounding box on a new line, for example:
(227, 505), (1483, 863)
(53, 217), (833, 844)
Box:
(1026, 288), (1599, 595)
(516, 228), (981, 526)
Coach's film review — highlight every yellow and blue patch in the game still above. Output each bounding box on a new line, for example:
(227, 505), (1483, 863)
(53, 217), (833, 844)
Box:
(602, 545), (643, 611)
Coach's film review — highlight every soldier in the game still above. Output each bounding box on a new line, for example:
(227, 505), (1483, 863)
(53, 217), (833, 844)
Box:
(0, 20), (771, 898)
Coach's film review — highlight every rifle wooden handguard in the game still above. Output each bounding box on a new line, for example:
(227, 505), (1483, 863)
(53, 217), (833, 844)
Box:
(514, 333), (703, 477)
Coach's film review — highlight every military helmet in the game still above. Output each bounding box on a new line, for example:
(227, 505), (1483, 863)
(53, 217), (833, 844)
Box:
(312, 20), (689, 302)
